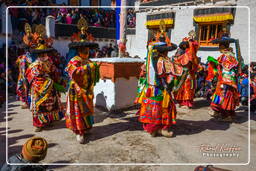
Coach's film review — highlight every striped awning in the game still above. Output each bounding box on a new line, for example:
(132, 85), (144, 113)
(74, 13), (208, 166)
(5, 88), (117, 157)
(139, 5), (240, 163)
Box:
(193, 8), (235, 23)
(146, 12), (175, 28)
(146, 19), (174, 27)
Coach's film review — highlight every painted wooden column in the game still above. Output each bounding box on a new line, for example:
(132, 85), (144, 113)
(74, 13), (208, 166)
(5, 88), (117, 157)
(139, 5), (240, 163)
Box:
(118, 0), (127, 57)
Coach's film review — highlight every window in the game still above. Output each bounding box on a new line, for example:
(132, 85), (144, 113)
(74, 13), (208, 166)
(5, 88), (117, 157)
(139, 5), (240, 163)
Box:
(198, 23), (225, 46)
(101, 0), (112, 6)
(148, 28), (171, 44)
(69, 0), (79, 6)
(56, 0), (68, 5)
(81, 0), (90, 6)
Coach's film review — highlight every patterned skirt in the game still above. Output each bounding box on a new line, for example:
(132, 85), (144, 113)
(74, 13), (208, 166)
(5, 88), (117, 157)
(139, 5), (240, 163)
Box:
(16, 78), (29, 104)
(31, 89), (64, 128)
(211, 85), (239, 117)
(138, 97), (176, 127)
(65, 87), (94, 135)
(175, 77), (195, 107)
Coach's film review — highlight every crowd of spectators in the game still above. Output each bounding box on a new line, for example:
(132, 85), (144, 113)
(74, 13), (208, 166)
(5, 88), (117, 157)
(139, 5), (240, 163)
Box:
(0, 40), (121, 108)
(90, 43), (118, 58)
(55, 8), (116, 28)
(3, 0), (137, 35)
(140, 0), (153, 2)
(2, 0), (52, 33)
(0, 43), (20, 107)
(3, 0), (117, 35)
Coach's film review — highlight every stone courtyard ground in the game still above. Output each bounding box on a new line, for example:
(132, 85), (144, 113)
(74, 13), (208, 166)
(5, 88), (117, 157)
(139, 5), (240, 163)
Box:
(0, 95), (256, 171)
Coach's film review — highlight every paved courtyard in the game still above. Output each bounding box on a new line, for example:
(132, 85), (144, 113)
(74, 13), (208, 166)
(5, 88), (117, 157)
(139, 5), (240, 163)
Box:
(0, 95), (255, 171)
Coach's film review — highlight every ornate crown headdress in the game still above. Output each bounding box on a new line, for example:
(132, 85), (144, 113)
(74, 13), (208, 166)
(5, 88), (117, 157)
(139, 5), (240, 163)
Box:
(23, 23), (35, 47)
(159, 20), (166, 36)
(188, 30), (196, 39)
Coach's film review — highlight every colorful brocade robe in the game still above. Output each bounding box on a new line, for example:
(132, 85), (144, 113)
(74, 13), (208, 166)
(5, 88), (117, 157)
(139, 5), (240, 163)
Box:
(65, 56), (99, 135)
(211, 52), (239, 114)
(26, 57), (64, 128)
(174, 40), (199, 107)
(135, 42), (177, 127)
(16, 53), (32, 104)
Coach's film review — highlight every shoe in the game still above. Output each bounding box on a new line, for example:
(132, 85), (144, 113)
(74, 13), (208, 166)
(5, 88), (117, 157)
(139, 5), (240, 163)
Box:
(76, 134), (85, 144)
(47, 122), (54, 127)
(218, 116), (233, 122)
(158, 129), (173, 138)
(84, 128), (92, 135)
(150, 130), (157, 137)
(209, 110), (220, 118)
(208, 109), (214, 115)
(212, 111), (221, 118)
(181, 105), (189, 109)
(34, 127), (42, 132)
(21, 104), (28, 109)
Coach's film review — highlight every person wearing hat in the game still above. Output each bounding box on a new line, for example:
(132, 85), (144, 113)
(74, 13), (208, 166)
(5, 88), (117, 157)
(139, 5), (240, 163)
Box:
(65, 33), (99, 143)
(135, 23), (178, 137)
(70, 17), (95, 43)
(209, 35), (240, 122)
(173, 30), (199, 109)
(26, 34), (64, 132)
(205, 56), (218, 101)
(1, 137), (48, 171)
(16, 23), (35, 109)
(250, 73), (256, 113)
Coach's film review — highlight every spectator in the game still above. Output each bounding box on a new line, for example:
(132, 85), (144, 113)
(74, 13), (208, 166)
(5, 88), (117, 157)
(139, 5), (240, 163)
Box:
(0, 70), (5, 108)
(240, 76), (249, 106)
(250, 73), (256, 113)
(71, 9), (79, 24)
(55, 12), (63, 23)
(66, 13), (72, 24)
(31, 9), (40, 24)
(107, 43), (114, 57)
(1, 137), (48, 171)
(124, 52), (130, 57)
(95, 48), (103, 58)
(60, 4), (68, 15)
(111, 45), (118, 57)
(8, 68), (16, 94)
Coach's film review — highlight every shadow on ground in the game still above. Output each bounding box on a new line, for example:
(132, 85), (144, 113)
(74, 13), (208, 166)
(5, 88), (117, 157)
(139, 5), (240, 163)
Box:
(192, 99), (211, 109)
(86, 115), (143, 143)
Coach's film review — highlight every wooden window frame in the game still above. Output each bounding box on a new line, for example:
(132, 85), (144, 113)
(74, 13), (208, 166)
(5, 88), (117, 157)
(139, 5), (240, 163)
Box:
(198, 21), (228, 47)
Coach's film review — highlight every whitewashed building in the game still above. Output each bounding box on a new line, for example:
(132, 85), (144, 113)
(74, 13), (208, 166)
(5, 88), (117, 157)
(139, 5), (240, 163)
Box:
(126, 0), (256, 64)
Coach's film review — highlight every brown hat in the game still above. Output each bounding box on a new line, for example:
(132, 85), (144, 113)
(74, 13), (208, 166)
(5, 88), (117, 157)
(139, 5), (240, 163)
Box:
(22, 137), (48, 162)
